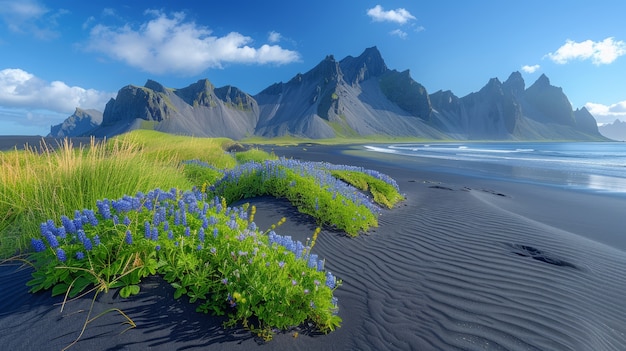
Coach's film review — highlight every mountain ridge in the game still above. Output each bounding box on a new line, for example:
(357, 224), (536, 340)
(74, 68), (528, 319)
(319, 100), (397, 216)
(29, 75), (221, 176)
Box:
(50, 46), (607, 141)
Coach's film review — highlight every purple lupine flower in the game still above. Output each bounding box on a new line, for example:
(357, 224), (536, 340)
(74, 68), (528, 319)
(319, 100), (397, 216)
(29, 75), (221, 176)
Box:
(43, 231), (59, 248)
(83, 238), (93, 251)
(163, 221), (169, 231)
(125, 230), (133, 245)
(56, 226), (66, 239)
(325, 271), (336, 289)
(213, 227), (218, 238)
(210, 247), (217, 254)
(181, 209), (187, 226)
(295, 241), (304, 259)
(197, 244), (202, 251)
(46, 219), (57, 236)
(93, 235), (100, 246)
(96, 200), (112, 219)
(168, 230), (174, 240)
(308, 254), (318, 269)
(248, 217), (260, 230)
(77, 229), (86, 244)
(317, 259), (325, 272)
(76, 251), (85, 260)
(61, 215), (76, 234)
(198, 227), (205, 242)
(184, 226), (190, 237)
(84, 209), (98, 226)
(151, 227), (159, 241)
(123, 216), (131, 226)
(112, 215), (119, 225)
(56, 248), (67, 262)
(155, 245), (161, 251)
(144, 221), (151, 239)
(31, 238), (46, 252)
(209, 216), (217, 225)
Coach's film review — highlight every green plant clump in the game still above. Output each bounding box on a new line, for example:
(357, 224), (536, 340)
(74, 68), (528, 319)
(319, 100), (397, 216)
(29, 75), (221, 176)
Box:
(208, 159), (385, 236)
(27, 188), (341, 341)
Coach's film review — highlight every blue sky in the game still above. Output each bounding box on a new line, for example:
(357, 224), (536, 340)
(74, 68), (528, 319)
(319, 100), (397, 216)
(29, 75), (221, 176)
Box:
(1, 0), (625, 135)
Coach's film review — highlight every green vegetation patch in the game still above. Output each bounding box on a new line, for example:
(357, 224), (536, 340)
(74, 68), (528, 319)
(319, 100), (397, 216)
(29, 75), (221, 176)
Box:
(27, 189), (341, 345)
(330, 170), (404, 209)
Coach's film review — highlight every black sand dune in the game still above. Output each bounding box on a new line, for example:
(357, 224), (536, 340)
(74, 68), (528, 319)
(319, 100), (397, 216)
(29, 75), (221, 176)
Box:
(2, 142), (626, 350)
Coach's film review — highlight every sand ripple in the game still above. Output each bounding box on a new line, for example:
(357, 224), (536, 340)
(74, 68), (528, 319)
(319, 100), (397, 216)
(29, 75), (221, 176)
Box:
(308, 183), (626, 350)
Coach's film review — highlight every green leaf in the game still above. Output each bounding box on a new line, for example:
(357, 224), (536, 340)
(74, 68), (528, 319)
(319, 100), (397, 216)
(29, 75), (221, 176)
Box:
(120, 284), (140, 298)
(52, 283), (69, 296)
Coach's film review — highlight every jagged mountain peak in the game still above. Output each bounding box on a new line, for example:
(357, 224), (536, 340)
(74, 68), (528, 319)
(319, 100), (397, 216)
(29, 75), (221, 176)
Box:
(503, 71), (525, 95)
(340, 46), (388, 84)
(532, 73), (551, 87)
(144, 79), (167, 93)
(478, 77), (503, 95)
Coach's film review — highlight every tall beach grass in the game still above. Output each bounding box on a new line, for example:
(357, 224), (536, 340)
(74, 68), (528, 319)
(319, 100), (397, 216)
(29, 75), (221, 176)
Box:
(0, 131), (235, 257)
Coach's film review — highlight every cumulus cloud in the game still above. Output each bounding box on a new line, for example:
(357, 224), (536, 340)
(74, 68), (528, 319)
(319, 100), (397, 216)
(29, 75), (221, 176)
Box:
(389, 29), (408, 39)
(0, 68), (114, 113)
(84, 11), (301, 75)
(585, 101), (626, 124)
(521, 64), (540, 73)
(268, 31), (282, 43)
(546, 37), (626, 65)
(367, 5), (416, 24)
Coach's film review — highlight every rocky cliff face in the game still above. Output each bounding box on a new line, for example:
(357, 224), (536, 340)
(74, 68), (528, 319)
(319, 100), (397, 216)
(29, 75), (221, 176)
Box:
(54, 47), (606, 141)
(91, 78), (258, 139)
(254, 46), (442, 139)
(430, 71), (605, 140)
(49, 108), (103, 137)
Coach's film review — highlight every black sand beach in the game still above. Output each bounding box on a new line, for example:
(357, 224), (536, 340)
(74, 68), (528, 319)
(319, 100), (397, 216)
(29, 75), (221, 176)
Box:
(2, 141), (626, 350)
(0, 136), (99, 152)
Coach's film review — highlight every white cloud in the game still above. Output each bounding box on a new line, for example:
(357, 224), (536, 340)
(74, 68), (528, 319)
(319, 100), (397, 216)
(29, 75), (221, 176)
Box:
(389, 29), (408, 39)
(84, 11), (301, 75)
(547, 37), (626, 65)
(0, 68), (114, 113)
(268, 31), (282, 43)
(521, 64), (540, 73)
(0, 0), (63, 40)
(585, 101), (626, 124)
(367, 5), (416, 25)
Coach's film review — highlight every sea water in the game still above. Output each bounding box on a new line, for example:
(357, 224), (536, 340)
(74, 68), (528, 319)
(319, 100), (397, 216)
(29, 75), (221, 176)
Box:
(365, 142), (626, 195)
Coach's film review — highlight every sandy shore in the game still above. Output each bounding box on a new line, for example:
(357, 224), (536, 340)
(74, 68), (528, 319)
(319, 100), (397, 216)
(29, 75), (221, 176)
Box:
(2, 143), (626, 350)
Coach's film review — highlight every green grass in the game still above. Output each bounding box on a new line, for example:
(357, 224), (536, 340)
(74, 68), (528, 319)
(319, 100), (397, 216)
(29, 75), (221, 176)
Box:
(0, 131), (243, 256)
(330, 170), (404, 209)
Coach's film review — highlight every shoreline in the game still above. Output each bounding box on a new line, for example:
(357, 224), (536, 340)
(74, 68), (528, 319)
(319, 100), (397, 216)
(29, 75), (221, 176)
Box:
(1, 142), (626, 350)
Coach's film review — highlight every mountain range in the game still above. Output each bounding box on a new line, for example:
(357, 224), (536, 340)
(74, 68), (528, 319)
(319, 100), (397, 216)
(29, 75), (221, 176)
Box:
(598, 120), (626, 141)
(50, 47), (607, 141)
